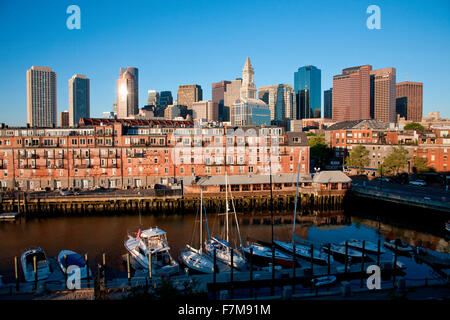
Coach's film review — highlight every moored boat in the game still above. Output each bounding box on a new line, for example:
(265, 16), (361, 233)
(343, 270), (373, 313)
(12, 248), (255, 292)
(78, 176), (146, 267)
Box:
(242, 242), (295, 268)
(384, 239), (414, 253)
(21, 247), (52, 282)
(344, 239), (385, 255)
(311, 275), (337, 287)
(204, 237), (247, 269)
(274, 240), (332, 265)
(57, 250), (91, 279)
(322, 243), (366, 261)
(124, 227), (179, 277)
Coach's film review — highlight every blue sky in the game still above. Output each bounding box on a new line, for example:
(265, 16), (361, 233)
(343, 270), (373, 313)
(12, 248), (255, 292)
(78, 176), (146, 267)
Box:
(0, 0), (449, 126)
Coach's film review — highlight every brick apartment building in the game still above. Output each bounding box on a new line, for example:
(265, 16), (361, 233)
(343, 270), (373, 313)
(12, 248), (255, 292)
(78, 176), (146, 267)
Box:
(0, 119), (310, 190)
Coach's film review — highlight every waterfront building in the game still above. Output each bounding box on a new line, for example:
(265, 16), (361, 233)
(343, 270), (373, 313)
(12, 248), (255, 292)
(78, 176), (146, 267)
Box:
(117, 67), (139, 119)
(212, 81), (231, 122)
(332, 65), (372, 122)
(294, 65), (321, 119)
(396, 81), (423, 122)
(258, 84), (296, 121)
(0, 120), (310, 190)
(324, 88), (332, 119)
(370, 68), (396, 123)
(26, 66), (57, 128)
(69, 74), (90, 127)
(60, 111), (69, 127)
(147, 90), (159, 106)
(177, 85), (202, 108)
(191, 101), (219, 122)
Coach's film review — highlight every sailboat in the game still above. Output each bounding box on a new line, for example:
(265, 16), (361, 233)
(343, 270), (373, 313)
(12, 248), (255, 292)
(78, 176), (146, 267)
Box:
(273, 154), (333, 266)
(179, 190), (215, 274)
(204, 172), (247, 270)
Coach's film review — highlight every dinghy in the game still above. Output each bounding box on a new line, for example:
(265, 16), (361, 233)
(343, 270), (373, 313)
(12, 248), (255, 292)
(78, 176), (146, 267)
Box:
(21, 247), (51, 282)
(57, 250), (91, 279)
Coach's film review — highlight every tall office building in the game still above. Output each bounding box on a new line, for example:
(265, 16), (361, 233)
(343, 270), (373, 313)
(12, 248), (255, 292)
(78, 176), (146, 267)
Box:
(231, 57), (271, 126)
(159, 91), (173, 108)
(191, 101), (219, 122)
(212, 80), (231, 122)
(258, 84), (296, 121)
(396, 81), (423, 122)
(332, 65), (372, 121)
(240, 57), (257, 100)
(177, 85), (202, 108)
(294, 65), (321, 119)
(147, 90), (159, 106)
(117, 67), (139, 119)
(370, 67), (396, 123)
(69, 74), (90, 126)
(60, 111), (69, 127)
(26, 66), (57, 127)
(223, 78), (242, 122)
(324, 88), (332, 119)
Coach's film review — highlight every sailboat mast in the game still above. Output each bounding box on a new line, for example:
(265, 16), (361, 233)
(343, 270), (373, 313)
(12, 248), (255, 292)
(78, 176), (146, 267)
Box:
(292, 150), (302, 243)
(200, 190), (203, 253)
(225, 171), (229, 244)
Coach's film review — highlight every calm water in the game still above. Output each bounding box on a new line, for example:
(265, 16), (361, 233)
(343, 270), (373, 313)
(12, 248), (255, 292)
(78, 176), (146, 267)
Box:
(0, 210), (449, 284)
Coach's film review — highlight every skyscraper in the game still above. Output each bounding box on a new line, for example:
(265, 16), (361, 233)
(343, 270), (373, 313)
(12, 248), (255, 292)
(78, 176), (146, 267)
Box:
(370, 67), (396, 123)
(258, 84), (296, 121)
(177, 85), (202, 108)
(147, 90), (159, 106)
(69, 74), (90, 126)
(223, 78), (242, 122)
(396, 81), (423, 122)
(212, 80), (231, 122)
(159, 91), (173, 108)
(231, 57), (271, 126)
(240, 57), (257, 99)
(332, 65), (372, 121)
(191, 101), (219, 122)
(26, 66), (57, 127)
(117, 67), (139, 119)
(294, 65), (321, 119)
(324, 88), (332, 119)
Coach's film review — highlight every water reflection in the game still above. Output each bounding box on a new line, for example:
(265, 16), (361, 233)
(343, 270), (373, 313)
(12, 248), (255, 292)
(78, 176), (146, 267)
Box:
(0, 211), (448, 283)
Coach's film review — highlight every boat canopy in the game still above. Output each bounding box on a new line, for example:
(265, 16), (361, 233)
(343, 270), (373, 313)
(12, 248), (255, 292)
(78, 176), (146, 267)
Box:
(212, 237), (230, 247)
(141, 228), (166, 238)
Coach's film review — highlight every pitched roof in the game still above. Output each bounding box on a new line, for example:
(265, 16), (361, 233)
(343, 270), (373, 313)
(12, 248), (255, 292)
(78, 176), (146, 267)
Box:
(312, 171), (351, 183)
(326, 119), (388, 131)
(182, 173), (312, 186)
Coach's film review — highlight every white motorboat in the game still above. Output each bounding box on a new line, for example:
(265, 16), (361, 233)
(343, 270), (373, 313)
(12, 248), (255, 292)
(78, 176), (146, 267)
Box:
(274, 240), (333, 265)
(179, 191), (215, 274)
(57, 250), (91, 279)
(323, 243), (365, 260)
(384, 239), (414, 253)
(242, 242), (295, 268)
(344, 239), (385, 255)
(124, 227), (179, 277)
(21, 247), (52, 282)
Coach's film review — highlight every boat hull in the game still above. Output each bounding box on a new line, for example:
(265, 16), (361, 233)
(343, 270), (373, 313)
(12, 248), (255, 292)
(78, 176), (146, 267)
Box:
(274, 241), (331, 266)
(57, 250), (90, 280)
(21, 248), (52, 282)
(179, 250), (215, 274)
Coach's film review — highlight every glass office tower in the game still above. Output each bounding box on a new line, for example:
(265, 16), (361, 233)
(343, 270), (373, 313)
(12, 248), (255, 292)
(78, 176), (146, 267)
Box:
(294, 65), (321, 119)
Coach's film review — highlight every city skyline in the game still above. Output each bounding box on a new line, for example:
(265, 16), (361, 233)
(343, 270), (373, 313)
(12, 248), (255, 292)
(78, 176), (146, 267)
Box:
(1, 0), (449, 126)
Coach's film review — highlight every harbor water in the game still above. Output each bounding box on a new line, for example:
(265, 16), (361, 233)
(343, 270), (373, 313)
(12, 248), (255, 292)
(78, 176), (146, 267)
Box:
(1, 205), (449, 288)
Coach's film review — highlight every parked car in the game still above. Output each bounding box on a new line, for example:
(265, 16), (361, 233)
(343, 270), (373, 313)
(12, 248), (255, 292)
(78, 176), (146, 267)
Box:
(59, 189), (72, 196)
(409, 180), (427, 186)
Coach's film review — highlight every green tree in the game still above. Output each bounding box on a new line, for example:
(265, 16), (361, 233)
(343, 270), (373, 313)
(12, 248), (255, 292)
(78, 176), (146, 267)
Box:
(379, 146), (410, 176)
(345, 145), (370, 173)
(412, 156), (428, 173)
(306, 132), (316, 137)
(404, 122), (425, 131)
(308, 133), (333, 168)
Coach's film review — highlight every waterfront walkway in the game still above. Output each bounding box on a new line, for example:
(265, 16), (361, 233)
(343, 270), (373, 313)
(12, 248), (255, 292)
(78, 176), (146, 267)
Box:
(351, 180), (450, 213)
